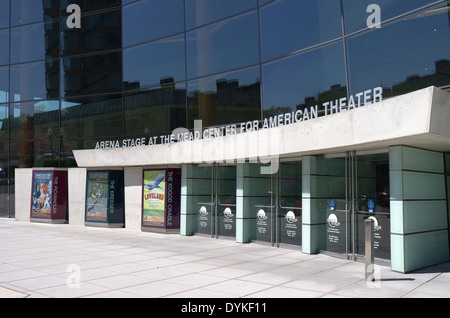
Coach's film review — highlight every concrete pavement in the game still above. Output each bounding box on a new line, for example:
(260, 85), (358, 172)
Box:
(0, 218), (449, 299)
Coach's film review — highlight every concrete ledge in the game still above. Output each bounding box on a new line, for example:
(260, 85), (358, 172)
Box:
(74, 87), (450, 168)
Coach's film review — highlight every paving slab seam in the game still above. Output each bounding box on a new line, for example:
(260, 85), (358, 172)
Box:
(398, 271), (446, 298)
(3, 256), (317, 298)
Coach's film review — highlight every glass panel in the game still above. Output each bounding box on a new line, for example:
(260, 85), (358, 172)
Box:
(0, 140), (8, 179)
(62, 137), (107, 155)
(402, 171), (446, 200)
(356, 153), (390, 213)
(0, 29), (9, 66)
(34, 137), (60, 167)
(0, 66), (8, 103)
(11, 0), (59, 26)
(313, 155), (348, 255)
(9, 181), (15, 218)
(260, 0), (342, 61)
(62, 9), (121, 56)
(61, 94), (123, 139)
(342, 0), (438, 34)
(123, 35), (186, 91)
(218, 165), (236, 238)
(9, 100), (59, 143)
(246, 164), (273, 243)
(355, 152), (390, 260)
(279, 161), (302, 208)
(447, 175), (450, 244)
(187, 67), (261, 129)
(262, 41), (347, 118)
(446, 153), (450, 173)
(61, 0), (121, 13)
(63, 52), (122, 97)
(11, 21), (60, 64)
(185, 0), (257, 29)
(0, 180), (9, 218)
(59, 134), (76, 168)
(124, 83), (187, 136)
(346, 2), (450, 98)
(0, 104), (7, 140)
(259, 0), (272, 5)
(185, 165), (214, 236)
(0, 1), (9, 29)
(123, 0), (184, 47)
(10, 61), (59, 101)
(186, 10), (259, 79)
(278, 160), (302, 246)
(7, 141), (17, 178)
(10, 139), (59, 169)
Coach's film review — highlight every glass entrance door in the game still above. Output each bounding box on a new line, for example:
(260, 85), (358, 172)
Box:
(195, 165), (236, 239)
(324, 150), (390, 261)
(354, 151), (391, 261)
(253, 160), (302, 247)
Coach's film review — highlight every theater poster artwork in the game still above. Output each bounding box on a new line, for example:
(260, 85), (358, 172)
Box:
(31, 172), (53, 219)
(86, 171), (109, 223)
(142, 170), (166, 228)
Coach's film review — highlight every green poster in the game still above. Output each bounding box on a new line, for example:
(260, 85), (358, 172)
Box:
(143, 170), (166, 227)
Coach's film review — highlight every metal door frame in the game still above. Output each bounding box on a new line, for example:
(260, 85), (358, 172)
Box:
(216, 164), (237, 239)
(254, 171), (276, 246)
(196, 164), (236, 239)
(326, 149), (389, 261)
(196, 164), (217, 238)
(353, 149), (391, 262)
(254, 158), (302, 247)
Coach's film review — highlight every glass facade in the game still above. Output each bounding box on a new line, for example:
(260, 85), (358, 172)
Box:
(0, 0), (449, 218)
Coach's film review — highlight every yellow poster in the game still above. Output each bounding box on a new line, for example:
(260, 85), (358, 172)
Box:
(143, 170), (166, 227)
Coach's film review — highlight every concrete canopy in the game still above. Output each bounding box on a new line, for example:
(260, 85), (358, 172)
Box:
(74, 86), (450, 168)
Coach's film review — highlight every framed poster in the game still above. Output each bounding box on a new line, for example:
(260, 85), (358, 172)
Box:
(85, 170), (124, 227)
(85, 171), (109, 223)
(31, 171), (53, 219)
(142, 169), (181, 232)
(142, 170), (166, 228)
(30, 169), (68, 223)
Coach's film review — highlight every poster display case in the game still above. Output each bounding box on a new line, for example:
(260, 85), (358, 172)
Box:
(30, 169), (68, 224)
(85, 170), (124, 228)
(142, 169), (181, 233)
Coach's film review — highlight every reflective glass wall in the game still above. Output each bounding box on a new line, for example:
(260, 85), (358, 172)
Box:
(0, 0), (449, 217)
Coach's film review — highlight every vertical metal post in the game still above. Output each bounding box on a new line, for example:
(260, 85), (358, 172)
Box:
(270, 173), (274, 247)
(275, 170), (279, 248)
(215, 166), (219, 239)
(211, 166), (215, 238)
(345, 152), (349, 259)
(365, 218), (375, 281)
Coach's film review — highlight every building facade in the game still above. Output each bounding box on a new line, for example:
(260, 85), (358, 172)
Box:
(2, 0), (450, 273)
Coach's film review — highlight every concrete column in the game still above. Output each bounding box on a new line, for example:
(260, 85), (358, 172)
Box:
(14, 168), (33, 222)
(124, 167), (143, 231)
(68, 168), (86, 225)
(236, 163), (261, 243)
(390, 146), (449, 272)
(301, 156), (326, 254)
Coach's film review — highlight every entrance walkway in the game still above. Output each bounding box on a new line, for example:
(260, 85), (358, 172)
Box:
(0, 219), (449, 298)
